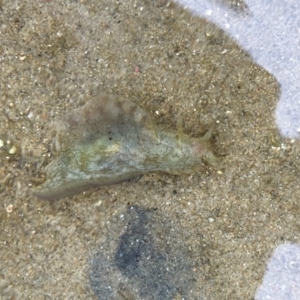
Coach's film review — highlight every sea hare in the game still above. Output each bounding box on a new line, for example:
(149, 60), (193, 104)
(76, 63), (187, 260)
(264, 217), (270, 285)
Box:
(33, 94), (217, 200)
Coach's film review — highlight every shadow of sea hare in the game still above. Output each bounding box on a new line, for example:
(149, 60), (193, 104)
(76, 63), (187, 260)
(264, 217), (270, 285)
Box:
(89, 205), (199, 299)
(33, 94), (217, 200)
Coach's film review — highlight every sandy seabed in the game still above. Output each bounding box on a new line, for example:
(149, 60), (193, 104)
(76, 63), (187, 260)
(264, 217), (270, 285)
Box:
(0, 0), (299, 299)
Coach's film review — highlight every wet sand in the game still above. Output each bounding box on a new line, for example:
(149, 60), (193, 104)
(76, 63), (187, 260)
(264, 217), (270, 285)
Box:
(0, 0), (299, 299)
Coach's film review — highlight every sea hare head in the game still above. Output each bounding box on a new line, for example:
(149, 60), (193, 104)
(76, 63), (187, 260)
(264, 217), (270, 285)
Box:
(33, 94), (218, 200)
(191, 129), (219, 168)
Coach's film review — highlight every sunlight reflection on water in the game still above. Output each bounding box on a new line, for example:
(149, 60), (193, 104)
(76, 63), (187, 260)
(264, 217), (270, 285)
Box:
(176, 0), (300, 138)
(255, 243), (300, 300)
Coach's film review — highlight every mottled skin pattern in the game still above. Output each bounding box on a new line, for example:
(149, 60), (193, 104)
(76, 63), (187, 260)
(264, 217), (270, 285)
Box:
(33, 94), (217, 200)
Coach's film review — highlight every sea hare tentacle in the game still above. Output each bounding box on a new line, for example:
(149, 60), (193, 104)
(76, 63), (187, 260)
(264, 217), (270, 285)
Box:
(32, 94), (218, 200)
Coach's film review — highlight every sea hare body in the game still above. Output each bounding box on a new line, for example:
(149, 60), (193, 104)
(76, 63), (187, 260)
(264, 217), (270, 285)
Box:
(33, 94), (217, 200)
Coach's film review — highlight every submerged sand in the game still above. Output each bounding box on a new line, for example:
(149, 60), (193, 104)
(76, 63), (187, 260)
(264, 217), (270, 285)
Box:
(0, 0), (299, 299)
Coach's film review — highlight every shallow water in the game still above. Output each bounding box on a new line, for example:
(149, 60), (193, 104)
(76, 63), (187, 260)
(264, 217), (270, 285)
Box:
(176, 1), (300, 298)
(0, 0), (299, 299)
(176, 0), (300, 138)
